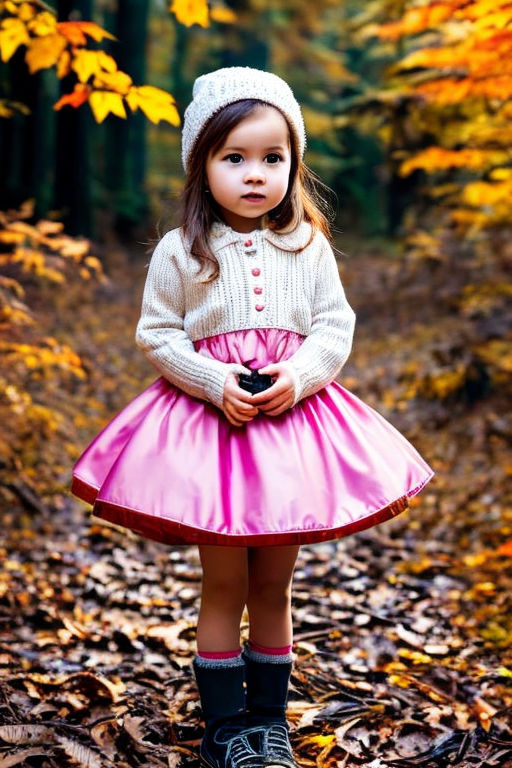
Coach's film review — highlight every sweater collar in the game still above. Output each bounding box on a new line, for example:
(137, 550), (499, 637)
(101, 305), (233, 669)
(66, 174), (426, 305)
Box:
(209, 221), (313, 253)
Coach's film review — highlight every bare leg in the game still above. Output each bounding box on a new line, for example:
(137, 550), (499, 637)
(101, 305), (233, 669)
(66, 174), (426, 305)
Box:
(246, 545), (300, 647)
(196, 545), (248, 652)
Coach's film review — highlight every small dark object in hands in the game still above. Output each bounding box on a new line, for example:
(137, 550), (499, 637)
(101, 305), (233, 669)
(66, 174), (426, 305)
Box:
(238, 363), (274, 395)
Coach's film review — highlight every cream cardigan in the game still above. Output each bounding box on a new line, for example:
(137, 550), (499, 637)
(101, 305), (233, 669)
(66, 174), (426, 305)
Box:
(135, 221), (356, 408)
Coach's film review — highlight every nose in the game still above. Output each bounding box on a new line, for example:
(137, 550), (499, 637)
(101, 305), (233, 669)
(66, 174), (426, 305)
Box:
(244, 163), (265, 184)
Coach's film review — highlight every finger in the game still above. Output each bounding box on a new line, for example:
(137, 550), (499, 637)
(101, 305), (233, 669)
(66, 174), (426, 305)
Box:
(249, 385), (284, 405)
(263, 400), (292, 415)
(227, 403), (257, 422)
(235, 387), (263, 404)
(257, 364), (279, 376)
(258, 393), (292, 412)
(233, 400), (259, 414)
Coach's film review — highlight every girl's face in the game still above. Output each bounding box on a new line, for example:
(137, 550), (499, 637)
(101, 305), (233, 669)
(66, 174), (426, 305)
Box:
(205, 105), (292, 233)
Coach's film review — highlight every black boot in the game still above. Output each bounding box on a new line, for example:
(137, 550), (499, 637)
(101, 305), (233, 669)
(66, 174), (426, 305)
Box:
(192, 657), (264, 768)
(241, 645), (296, 768)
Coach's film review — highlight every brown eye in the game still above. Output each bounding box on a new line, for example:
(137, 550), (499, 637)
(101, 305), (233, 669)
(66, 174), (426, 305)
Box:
(265, 153), (282, 164)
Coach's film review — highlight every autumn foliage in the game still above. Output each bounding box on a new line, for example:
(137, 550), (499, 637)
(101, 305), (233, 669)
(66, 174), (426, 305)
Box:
(353, 0), (512, 244)
(0, 201), (106, 510)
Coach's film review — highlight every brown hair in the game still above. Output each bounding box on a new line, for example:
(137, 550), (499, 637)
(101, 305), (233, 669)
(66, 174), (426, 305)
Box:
(180, 99), (333, 281)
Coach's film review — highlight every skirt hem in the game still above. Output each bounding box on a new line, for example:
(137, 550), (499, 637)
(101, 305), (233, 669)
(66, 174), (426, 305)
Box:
(70, 471), (434, 547)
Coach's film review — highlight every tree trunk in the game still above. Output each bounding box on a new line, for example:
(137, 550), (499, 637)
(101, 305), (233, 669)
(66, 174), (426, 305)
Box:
(104, 0), (150, 242)
(54, 0), (94, 237)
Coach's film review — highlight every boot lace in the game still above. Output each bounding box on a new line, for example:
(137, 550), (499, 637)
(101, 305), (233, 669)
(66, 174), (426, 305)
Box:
(213, 725), (266, 768)
(261, 723), (296, 768)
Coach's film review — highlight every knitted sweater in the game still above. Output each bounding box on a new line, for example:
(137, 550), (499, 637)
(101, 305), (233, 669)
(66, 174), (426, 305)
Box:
(135, 221), (356, 409)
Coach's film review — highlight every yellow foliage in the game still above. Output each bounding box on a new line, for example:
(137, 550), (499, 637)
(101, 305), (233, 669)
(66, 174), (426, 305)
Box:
(25, 33), (66, 73)
(93, 69), (132, 95)
(399, 147), (510, 176)
(1, 3), (179, 129)
(0, 17), (29, 61)
(422, 367), (467, 399)
(462, 179), (512, 207)
(378, 2), (464, 41)
(125, 85), (180, 126)
(72, 50), (118, 84)
(27, 10), (56, 37)
(88, 90), (126, 123)
(209, 5), (237, 24)
(170, 0), (210, 28)
(476, 340), (512, 373)
(398, 648), (433, 664)
(16, 3), (36, 23)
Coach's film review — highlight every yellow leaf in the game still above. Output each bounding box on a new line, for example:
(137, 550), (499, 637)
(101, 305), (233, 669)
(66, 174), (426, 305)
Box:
(25, 33), (67, 73)
(84, 256), (102, 271)
(126, 85), (180, 126)
(170, 0), (209, 28)
(57, 49), (71, 79)
(72, 50), (117, 84)
(18, 3), (37, 22)
(89, 90), (126, 123)
(398, 648), (433, 664)
(210, 5), (237, 24)
(93, 70), (132, 95)
(27, 11), (57, 37)
(0, 18), (30, 62)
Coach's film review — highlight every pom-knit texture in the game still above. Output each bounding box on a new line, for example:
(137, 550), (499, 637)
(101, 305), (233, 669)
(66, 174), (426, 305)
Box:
(135, 222), (356, 409)
(181, 67), (307, 171)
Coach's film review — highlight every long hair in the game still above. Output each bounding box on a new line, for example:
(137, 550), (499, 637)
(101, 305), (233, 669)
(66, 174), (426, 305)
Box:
(180, 99), (333, 281)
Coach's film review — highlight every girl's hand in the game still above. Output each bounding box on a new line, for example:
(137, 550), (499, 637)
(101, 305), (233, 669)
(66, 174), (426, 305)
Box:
(249, 363), (296, 416)
(223, 372), (260, 427)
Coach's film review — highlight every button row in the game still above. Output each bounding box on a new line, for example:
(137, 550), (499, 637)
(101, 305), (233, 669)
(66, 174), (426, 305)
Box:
(245, 240), (265, 311)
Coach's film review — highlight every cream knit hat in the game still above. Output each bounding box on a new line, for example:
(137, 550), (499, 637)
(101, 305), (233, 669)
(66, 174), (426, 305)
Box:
(181, 66), (306, 172)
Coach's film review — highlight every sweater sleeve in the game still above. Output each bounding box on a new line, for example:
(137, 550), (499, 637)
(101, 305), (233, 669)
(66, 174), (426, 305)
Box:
(283, 235), (356, 405)
(135, 231), (248, 409)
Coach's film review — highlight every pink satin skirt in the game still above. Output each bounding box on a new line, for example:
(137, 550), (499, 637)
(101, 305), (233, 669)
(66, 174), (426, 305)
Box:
(71, 328), (434, 546)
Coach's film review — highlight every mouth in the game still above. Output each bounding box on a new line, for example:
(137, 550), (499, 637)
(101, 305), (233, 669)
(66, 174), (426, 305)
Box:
(242, 193), (266, 202)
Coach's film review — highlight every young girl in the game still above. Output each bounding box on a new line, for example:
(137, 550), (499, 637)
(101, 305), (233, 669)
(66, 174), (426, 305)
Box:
(71, 67), (434, 768)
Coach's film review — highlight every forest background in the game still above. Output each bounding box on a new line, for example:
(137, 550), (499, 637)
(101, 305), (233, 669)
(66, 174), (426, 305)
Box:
(0, 1), (511, 767)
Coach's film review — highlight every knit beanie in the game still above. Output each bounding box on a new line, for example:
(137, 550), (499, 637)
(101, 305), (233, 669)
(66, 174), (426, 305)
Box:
(181, 66), (306, 172)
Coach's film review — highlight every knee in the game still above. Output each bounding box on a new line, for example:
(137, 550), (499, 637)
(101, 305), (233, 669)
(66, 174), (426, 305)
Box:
(248, 577), (292, 608)
(202, 573), (248, 609)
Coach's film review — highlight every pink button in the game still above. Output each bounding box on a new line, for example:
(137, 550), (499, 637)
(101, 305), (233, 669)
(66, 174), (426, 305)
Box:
(244, 239), (253, 247)
(251, 268), (261, 276)
(253, 286), (263, 295)
(255, 304), (265, 311)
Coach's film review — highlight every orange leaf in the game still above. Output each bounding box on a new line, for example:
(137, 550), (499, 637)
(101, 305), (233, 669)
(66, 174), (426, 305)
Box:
(497, 539), (512, 556)
(56, 21), (117, 46)
(54, 83), (91, 111)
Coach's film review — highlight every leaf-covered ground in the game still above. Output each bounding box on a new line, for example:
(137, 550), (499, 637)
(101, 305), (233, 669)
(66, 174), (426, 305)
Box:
(1, 232), (511, 767)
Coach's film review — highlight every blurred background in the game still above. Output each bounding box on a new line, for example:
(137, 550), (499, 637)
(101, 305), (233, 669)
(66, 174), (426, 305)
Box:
(1, 2), (511, 764)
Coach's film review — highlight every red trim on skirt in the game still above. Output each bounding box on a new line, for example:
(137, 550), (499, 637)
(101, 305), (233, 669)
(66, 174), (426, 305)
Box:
(71, 474), (409, 547)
